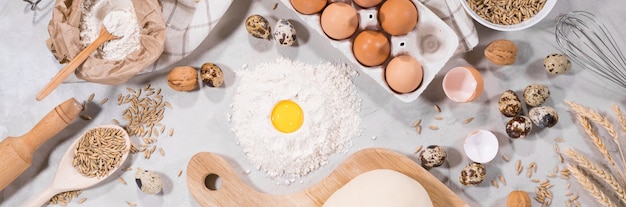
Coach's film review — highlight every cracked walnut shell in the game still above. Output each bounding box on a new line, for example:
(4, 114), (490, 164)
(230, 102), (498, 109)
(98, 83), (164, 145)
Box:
(167, 66), (198, 92)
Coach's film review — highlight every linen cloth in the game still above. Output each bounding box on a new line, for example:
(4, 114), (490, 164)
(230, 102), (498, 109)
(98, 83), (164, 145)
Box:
(417, 0), (479, 54)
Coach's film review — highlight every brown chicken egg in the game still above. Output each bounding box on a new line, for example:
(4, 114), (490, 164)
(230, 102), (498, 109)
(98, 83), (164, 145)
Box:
(385, 55), (423, 93)
(290, 0), (327, 14)
(378, 0), (419, 36)
(353, 30), (390, 67)
(320, 2), (359, 40)
(354, 0), (383, 8)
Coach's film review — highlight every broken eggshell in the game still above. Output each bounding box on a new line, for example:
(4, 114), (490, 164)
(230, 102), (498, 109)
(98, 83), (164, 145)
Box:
(463, 130), (498, 163)
(529, 106), (559, 128)
(442, 66), (484, 102)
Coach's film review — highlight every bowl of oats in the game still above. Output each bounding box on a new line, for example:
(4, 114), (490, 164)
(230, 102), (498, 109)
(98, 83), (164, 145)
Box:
(460, 0), (558, 31)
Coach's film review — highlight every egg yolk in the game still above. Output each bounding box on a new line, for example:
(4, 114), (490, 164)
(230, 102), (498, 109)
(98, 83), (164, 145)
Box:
(271, 100), (304, 133)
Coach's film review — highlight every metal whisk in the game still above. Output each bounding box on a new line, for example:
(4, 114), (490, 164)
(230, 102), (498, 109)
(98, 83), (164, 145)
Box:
(555, 11), (626, 89)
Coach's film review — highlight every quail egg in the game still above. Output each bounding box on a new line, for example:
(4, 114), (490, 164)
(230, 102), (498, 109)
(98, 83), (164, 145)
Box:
(245, 15), (271, 40)
(200, 62), (224, 87)
(529, 106), (559, 128)
(135, 169), (163, 194)
(506, 116), (532, 139)
(498, 90), (522, 117)
(523, 84), (550, 107)
(273, 19), (296, 46)
(459, 162), (486, 186)
(544, 54), (571, 75)
(419, 145), (447, 169)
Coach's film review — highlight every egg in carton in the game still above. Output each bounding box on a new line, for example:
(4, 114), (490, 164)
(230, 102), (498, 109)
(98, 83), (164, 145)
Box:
(281, 0), (458, 102)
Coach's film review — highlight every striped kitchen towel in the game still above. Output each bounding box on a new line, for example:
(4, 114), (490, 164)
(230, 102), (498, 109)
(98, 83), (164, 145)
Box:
(418, 0), (479, 54)
(142, 0), (232, 74)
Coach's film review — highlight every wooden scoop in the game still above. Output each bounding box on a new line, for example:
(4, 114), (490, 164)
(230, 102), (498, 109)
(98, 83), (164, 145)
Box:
(0, 98), (82, 191)
(24, 125), (131, 207)
(36, 26), (119, 101)
(186, 148), (468, 207)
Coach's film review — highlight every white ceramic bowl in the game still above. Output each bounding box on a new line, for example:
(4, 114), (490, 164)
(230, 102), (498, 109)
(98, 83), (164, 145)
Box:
(459, 0), (558, 31)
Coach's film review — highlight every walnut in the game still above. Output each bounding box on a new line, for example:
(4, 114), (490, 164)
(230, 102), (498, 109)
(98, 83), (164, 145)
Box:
(484, 39), (517, 65)
(200, 62), (224, 87)
(167, 66), (198, 92)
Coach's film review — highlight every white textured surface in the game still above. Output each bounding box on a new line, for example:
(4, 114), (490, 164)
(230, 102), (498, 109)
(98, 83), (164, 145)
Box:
(1, 0), (625, 206)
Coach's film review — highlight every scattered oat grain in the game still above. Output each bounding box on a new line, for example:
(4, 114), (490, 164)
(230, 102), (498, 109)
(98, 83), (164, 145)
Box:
(463, 117), (474, 124)
(499, 175), (507, 185)
(159, 147), (165, 156)
(412, 119), (422, 127)
(88, 93), (95, 102)
(100, 97), (109, 105)
(417, 125), (422, 134)
(434, 115), (443, 120)
(118, 177), (127, 185)
(80, 115), (91, 121)
(414, 145), (423, 154)
(502, 154), (510, 162)
(428, 125), (439, 130)
(78, 197), (87, 204)
(555, 137), (565, 143)
(434, 104), (441, 112)
(178, 170), (183, 177)
(127, 201), (137, 206)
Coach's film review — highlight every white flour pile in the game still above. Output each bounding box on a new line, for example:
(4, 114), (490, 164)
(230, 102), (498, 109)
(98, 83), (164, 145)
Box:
(229, 57), (361, 180)
(80, 0), (140, 61)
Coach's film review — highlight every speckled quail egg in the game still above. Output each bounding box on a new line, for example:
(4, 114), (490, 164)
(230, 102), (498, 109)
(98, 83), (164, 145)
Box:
(506, 116), (532, 139)
(200, 62), (224, 87)
(498, 90), (522, 117)
(529, 106), (559, 128)
(523, 84), (550, 107)
(135, 169), (163, 194)
(273, 19), (296, 46)
(459, 162), (486, 186)
(419, 145), (447, 169)
(245, 15), (271, 40)
(544, 54), (571, 75)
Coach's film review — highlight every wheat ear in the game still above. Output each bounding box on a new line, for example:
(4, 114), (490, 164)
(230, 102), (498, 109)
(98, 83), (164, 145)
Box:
(566, 149), (626, 204)
(568, 164), (618, 207)
(612, 104), (626, 173)
(567, 101), (626, 169)
(575, 115), (625, 182)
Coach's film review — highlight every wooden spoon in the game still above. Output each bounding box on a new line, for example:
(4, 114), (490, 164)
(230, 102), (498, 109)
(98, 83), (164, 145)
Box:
(23, 125), (130, 207)
(186, 148), (468, 207)
(36, 26), (119, 101)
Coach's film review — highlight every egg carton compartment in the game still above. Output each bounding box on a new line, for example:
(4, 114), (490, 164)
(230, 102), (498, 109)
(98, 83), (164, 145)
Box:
(280, 0), (458, 102)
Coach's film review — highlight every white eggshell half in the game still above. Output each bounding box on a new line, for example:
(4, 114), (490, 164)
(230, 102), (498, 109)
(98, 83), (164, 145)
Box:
(463, 130), (499, 163)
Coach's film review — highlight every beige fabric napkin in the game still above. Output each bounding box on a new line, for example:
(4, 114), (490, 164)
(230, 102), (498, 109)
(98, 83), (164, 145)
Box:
(417, 0), (479, 54)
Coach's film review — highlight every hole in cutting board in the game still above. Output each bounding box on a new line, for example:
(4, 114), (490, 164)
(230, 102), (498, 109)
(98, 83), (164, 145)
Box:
(204, 173), (222, 190)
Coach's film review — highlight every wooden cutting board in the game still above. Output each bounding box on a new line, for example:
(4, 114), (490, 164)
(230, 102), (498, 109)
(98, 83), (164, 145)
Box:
(186, 148), (468, 207)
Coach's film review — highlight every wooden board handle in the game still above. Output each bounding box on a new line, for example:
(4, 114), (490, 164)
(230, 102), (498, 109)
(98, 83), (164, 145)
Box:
(0, 98), (82, 191)
(186, 148), (468, 207)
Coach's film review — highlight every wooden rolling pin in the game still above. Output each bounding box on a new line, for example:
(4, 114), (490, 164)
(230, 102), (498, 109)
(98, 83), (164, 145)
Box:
(0, 98), (82, 191)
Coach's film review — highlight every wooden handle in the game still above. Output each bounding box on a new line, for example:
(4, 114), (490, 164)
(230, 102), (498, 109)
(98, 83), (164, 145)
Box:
(0, 98), (82, 191)
(36, 27), (117, 101)
(186, 148), (468, 207)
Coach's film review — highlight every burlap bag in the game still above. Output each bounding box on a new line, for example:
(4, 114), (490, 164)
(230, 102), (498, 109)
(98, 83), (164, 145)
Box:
(46, 0), (166, 85)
